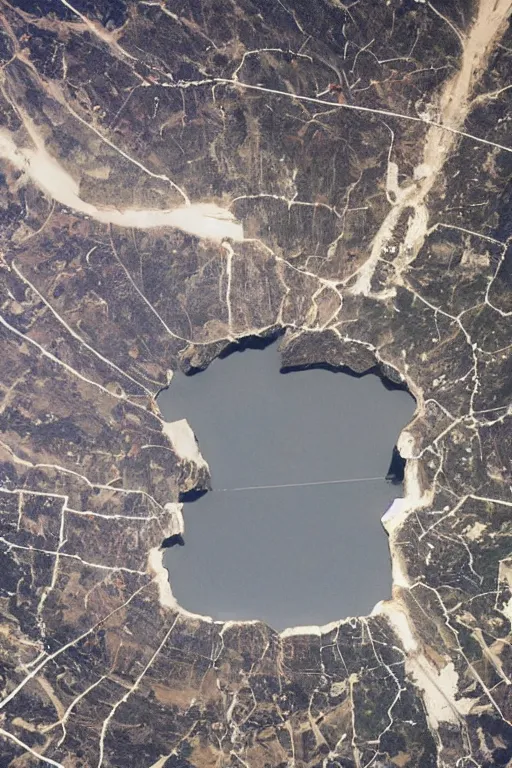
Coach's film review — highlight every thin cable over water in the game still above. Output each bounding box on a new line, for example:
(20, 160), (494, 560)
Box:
(214, 476), (387, 492)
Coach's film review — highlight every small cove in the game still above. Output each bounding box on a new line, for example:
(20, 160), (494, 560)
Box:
(158, 342), (415, 630)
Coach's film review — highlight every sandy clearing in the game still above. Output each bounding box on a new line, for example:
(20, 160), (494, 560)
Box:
(162, 419), (209, 468)
(0, 127), (244, 242)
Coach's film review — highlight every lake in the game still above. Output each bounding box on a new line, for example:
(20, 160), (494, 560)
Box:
(158, 341), (415, 630)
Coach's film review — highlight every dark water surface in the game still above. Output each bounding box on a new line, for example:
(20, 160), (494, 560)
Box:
(158, 343), (415, 630)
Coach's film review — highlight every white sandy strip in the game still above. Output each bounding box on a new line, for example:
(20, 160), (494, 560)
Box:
(381, 497), (408, 534)
(161, 419), (208, 468)
(148, 547), (214, 623)
(280, 620), (342, 638)
(164, 502), (185, 536)
(0, 129), (244, 242)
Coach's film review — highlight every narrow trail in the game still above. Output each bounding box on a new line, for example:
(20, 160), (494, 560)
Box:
(214, 477), (387, 492)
